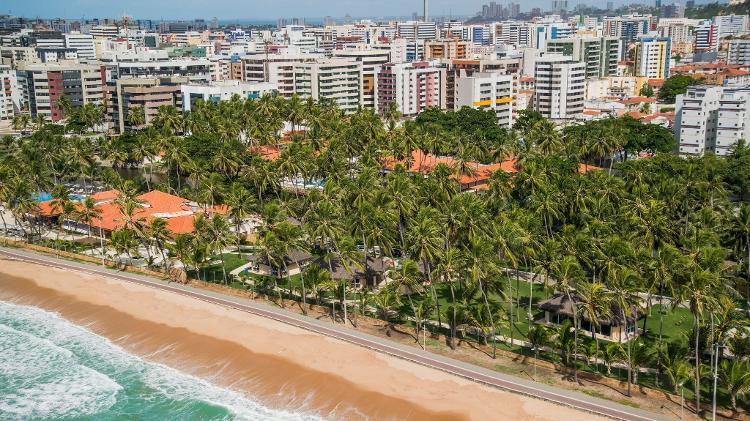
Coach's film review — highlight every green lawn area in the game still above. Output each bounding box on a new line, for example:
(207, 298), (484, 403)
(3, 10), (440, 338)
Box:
(191, 253), (249, 283)
(641, 303), (694, 343)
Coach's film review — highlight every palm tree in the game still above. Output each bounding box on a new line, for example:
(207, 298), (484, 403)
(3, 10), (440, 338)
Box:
(675, 266), (722, 412)
(434, 247), (465, 350)
(75, 197), (102, 240)
(733, 203), (750, 306)
(527, 324), (550, 377)
(389, 258), (423, 342)
(147, 217), (171, 271)
(226, 184), (256, 256)
(577, 281), (612, 373)
(552, 255), (584, 382)
(608, 268), (643, 397)
(372, 286), (400, 336)
(170, 233), (197, 273)
(719, 359), (750, 414)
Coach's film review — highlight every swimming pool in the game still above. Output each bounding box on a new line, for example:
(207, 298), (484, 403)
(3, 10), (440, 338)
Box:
(34, 193), (87, 202)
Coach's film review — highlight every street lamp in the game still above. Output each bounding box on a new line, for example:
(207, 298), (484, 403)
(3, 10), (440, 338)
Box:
(679, 381), (685, 420)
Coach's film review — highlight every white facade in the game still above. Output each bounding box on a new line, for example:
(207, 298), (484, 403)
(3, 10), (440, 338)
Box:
(181, 80), (278, 111)
(715, 89), (750, 156)
(397, 21), (438, 41)
(675, 85), (724, 156)
(0, 65), (20, 121)
(332, 48), (390, 110)
(727, 39), (750, 66)
(534, 55), (585, 120)
(293, 59), (363, 114)
(713, 14), (749, 38)
(455, 72), (514, 128)
(89, 25), (120, 39)
(65, 32), (96, 60)
(378, 61), (446, 116)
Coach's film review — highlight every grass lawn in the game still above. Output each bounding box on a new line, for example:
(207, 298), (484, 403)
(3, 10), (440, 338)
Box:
(192, 253), (250, 283)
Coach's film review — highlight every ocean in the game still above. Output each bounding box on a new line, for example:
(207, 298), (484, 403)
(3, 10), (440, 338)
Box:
(0, 300), (323, 421)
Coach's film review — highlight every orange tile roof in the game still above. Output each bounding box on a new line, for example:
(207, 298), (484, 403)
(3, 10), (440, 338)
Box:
(91, 190), (121, 203)
(648, 79), (664, 87)
(251, 145), (282, 161)
(620, 96), (656, 105)
(579, 163), (603, 174)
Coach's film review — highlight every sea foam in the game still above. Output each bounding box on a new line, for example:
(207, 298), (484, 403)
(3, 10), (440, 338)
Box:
(0, 301), (324, 421)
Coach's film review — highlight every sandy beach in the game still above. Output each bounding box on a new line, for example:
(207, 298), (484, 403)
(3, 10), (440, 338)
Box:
(0, 258), (604, 421)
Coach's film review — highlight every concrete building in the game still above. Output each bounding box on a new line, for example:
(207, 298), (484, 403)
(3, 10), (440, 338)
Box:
(455, 71), (514, 127)
(714, 14), (749, 38)
(657, 18), (698, 56)
(675, 85), (722, 156)
(332, 48), (390, 110)
(494, 21), (532, 48)
(181, 80), (278, 111)
(0, 65), (20, 121)
(727, 39), (750, 66)
(113, 59), (213, 83)
(676, 85), (750, 156)
(107, 76), (185, 133)
(18, 62), (105, 121)
(90, 25), (119, 39)
(546, 36), (622, 78)
(533, 55), (585, 120)
(396, 21), (438, 41)
(532, 18), (575, 50)
(377, 61), (446, 117)
(602, 15), (652, 42)
(694, 20), (718, 52)
(293, 59), (363, 114)
(241, 53), (321, 98)
(424, 39), (468, 60)
(64, 32), (96, 60)
(633, 37), (671, 80)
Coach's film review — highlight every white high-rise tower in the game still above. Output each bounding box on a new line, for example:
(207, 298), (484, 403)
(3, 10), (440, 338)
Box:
(424, 0), (429, 22)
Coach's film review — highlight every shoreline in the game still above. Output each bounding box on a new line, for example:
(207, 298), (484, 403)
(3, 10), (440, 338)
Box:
(0, 258), (602, 420)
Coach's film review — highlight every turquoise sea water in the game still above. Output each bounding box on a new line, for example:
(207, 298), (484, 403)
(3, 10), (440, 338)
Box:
(0, 301), (323, 421)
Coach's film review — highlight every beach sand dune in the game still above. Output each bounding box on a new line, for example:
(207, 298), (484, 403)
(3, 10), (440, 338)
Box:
(0, 259), (604, 421)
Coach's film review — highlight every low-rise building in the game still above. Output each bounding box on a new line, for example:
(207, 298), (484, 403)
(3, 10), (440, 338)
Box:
(181, 80), (278, 111)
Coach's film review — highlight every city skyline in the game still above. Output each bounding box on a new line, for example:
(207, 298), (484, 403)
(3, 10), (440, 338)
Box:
(4, 0), (640, 21)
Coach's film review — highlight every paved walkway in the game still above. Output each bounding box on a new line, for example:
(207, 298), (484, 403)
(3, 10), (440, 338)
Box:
(0, 246), (673, 421)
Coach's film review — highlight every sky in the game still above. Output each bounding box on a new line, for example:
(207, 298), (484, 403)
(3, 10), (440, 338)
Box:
(4, 0), (634, 21)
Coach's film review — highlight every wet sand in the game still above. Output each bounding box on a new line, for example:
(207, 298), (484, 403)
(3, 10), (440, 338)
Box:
(0, 259), (604, 420)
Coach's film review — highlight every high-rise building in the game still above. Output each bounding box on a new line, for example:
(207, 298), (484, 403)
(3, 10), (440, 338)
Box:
(603, 15), (651, 42)
(694, 20), (718, 52)
(632, 36), (671, 80)
(64, 32), (95, 60)
(377, 61), (446, 117)
(455, 72), (514, 127)
(675, 85), (750, 156)
(546, 36), (622, 78)
(397, 21), (438, 41)
(0, 64), (20, 121)
(424, 39), (469, 60)
(293, 59), (363, 114)
(241, 53), (322, 98)
(713, 14), (749, 38)
(107, 76), (186, 133)
(727, 39), (750, 66)
(533, 55), (585, 120)
(332, 48), (390, 110)
(18, 62), (105, 121)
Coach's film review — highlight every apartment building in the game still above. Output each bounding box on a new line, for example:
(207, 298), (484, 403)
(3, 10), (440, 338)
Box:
(657, 18), (698, 55)
(293, 59), (363, 114)
(18, 62), (105, 121)
(494, 21), (532, 48)
(546, 36), (622, 79)
(444, 58), (522, 110)
(533, 55), (585, 120)
(377, 61), (446, 117)
(633, 37), (671, 80)
(332, 48), (390, 110)
(714, 14), (749, 38)
(727, 39), (750, 66)
(107, 76), (186, 133)
(64, 32), (96, 60)
(715, 88), (750, 155)
(455, 71), (514, 127)
(90, 25), (119, 39)
(694, 20), (718, 52)
(0, 65), (20, 121)
(113, 59), (213, 82)
(241, 53), (321, 98)
(181, 80), (278, 111)
(424, 39), (469, 60)
(602, 15), (652, 42)
(396, 21), (438, 41)
(675, 85), (750, 156)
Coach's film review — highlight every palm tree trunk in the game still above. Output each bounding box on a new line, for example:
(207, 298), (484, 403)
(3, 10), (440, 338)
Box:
(342, 282), (347, 325)
(219, 253), (228, 284)
(694, 312), (701, 413)
(508, 273), (515, 346)
(449, 282), (457, 350)
(479, 280), (497, 359)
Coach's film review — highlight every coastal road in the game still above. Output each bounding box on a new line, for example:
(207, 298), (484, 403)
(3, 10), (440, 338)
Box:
(0, 246), (674, 421)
